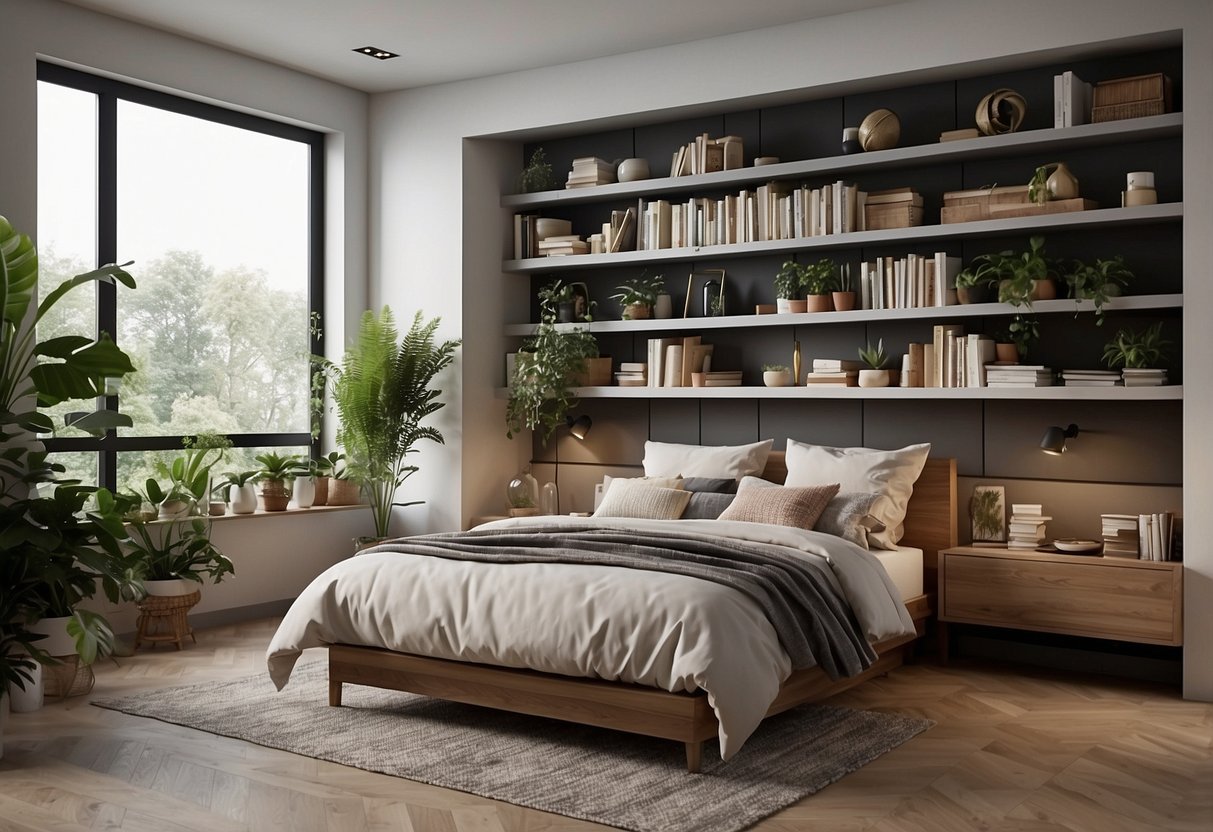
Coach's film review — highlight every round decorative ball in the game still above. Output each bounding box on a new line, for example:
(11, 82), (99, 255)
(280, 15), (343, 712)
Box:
(975, 88), (1026, 136)
(858, 108), (900, 151)
(616, 157), (650, 182)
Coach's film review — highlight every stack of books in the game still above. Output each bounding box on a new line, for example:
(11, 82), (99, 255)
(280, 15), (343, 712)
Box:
(701, 370), (742, 387)
(1137, 512), (1175, 561)
(1101, 513), (1140, 557)
(863, 187), (924, 231)
(1121, 368), (1167, 387)
(985, 365), (1055, 387)
(1061, 369), (1122, 387)
(614, 362), (647, 387)
(565, 157), (616, 189)
(537, 235), (588, 257)
(1008, 504), (1050, 550)
(805, 358), (860, 387)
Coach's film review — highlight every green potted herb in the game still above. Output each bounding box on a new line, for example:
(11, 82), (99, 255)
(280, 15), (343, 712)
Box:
(1065, 256), (1132, 325)
(609, 273), (665, 320)
(802, 258), (837, 312)
(1103, 322), (1170, 371)
(1005, 315), (1040, 361)
(774, 261), (807, 313)
(996, 236), (1058, 307)
(254, 452), (306, 512)
(857, 338), (892, 387)
(954, 255), (1003, 304)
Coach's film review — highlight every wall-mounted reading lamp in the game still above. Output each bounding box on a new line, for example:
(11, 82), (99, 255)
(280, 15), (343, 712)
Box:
(1040, 423), (1079, 455)
(566, 414), (592, 440)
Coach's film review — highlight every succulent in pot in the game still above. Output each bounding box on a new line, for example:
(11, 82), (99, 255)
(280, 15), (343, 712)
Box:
(857, 338), (892, 388)
(255, 452), (307, 512)
(215, 470), (260, 515)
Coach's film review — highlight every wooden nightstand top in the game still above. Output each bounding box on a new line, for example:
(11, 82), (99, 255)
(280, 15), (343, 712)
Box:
(940, 545), (1182, 571)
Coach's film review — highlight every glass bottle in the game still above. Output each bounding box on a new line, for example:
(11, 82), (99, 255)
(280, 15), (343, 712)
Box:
(540, 481), (559, 515)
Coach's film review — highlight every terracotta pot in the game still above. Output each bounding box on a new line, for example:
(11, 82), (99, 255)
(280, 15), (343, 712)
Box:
(623, 302), (651, 320)
(1031, 278), (1058, 301)
(995, 343), (1019, 363)
(260, 479), (290, 512)
(957, 284), (994, 304)
(327, 478), (361, 506)
(778, 298), (808, 314)
(831, 291), (857, 312)
(805, 294), (834, 313)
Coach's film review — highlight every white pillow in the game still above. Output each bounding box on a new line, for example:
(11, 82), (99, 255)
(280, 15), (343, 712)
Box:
(602, 475), (684, 491)
(784, 440), (930, 550)
(642, 439), (774, 480)
(593, 480), (690, 520)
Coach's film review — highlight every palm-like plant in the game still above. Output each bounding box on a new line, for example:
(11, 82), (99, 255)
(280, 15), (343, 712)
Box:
(317, 308), (460, 540)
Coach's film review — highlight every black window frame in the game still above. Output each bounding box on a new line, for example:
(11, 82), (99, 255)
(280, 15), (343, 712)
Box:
(37, 62), (324, 489)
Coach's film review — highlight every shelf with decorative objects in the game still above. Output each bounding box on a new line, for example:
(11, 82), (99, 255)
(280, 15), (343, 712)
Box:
(501, 114), (1183, 210)
(503, 203), (1182, 274)
(504, 293), (1182, 336)
(494, 385), (1182, 401)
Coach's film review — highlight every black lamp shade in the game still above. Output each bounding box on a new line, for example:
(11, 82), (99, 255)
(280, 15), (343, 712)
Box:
(566, 414), (592, 440)
(1041, 423), (1079, 455)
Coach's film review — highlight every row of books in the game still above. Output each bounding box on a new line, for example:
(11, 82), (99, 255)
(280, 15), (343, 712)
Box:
(858, 252), (961, 310)
(1053, 70), (1092, 128)
(669, 133), (744, 177)
(1102, 512), (1176, 560)
(1061, 368), (1168, 387)
(645, 336), (717, 388)
(1008, 503), (1050, 550)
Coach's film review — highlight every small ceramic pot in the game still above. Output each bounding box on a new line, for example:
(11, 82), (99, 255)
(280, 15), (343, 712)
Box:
(144, 578), (195, 597)
(858, 369), (891, 388)
(1047, 162), (1079, 200)
(231, 483), (258, 514)
(841, 127), (862, 154)
(777, 298), (808, 314)
(763, 370), (792, 387)
(995, 343), (1019, 363)
(208, 501), (226, 516)
(293, 476), (316, 509)
(957, 284), (994, 304)
(623, 302), (651, 320)
(831, 291), (856, 312)
(653, 293), (673, 319)
(805, 294), (834, 313)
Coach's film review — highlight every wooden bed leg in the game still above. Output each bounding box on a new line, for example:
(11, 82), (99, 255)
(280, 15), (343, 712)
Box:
(685, 741), (702, 773)
(329, 679), (343, 707)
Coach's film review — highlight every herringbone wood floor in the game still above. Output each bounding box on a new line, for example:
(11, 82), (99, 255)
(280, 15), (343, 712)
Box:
(2, 618), (1210, 832)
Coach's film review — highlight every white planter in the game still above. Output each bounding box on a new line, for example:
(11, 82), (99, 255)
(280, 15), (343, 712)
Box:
(763, 370), (791, 387)
(858, 369), (891, 388)
(230, 482), (258, 514)
(28, 616), (77, 657)
(144, 578), (195, 597)
(159, 500), (191, 520)
(9, 662), (44, 713)
(293, 476), (316, 508)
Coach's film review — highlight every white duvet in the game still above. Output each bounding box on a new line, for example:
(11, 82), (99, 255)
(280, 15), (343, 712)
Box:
(266, 516), (915, 759)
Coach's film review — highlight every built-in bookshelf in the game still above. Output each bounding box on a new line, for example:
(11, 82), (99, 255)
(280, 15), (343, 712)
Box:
(500, 45), (1184, 407)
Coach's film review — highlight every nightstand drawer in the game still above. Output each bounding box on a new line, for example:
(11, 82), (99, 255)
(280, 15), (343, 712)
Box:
(939, 549), (1182, 646)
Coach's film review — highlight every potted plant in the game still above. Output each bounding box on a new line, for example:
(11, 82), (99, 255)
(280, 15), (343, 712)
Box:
(1004, 315), (1040, 361)
(773, 260), (807, 313)
(831, 263), (857, 312)
(214, 470), (260, 515)
(954, 255), (1002, 304)
(802, 258), (837, 312)
(125, 517), (234, 598)
(1103, 322), (1170, 371)
(1027, 162), (1079, 204)
(315, 451), (359, 506)
(857, 338), (891, 387)
(763, 364), (792, 387)
(609, 273), (664, 320)
(1065, 256), (1132, 325)
(151, 435), (228, 518)
(538, 279), (580, 324)
(517, 147), (557, 194)
(507, 290), (601, 442)
(316, 307), (460, 541)
(254, 451), (306, 512)
(996, 236), (1058, 306)
(0, 215), (139, 704)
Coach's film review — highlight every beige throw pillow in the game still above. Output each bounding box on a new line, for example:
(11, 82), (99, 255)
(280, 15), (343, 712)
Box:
(642, 439), (774, 480)
(784, 440), (930, 549)
(593, 480), (690, 520)
(717, 479), (840, 530)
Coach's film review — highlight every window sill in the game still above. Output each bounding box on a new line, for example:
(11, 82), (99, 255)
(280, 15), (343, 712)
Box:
(139, 503), (369, 525)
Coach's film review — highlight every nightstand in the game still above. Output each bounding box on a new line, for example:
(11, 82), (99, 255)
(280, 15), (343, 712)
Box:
(937, 546), (1183, 660)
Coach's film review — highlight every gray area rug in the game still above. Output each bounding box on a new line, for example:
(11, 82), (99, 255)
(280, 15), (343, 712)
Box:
(94, 662), (931, 832)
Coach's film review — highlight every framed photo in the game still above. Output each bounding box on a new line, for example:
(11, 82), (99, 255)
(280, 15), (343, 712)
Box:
(970, 485), (1006, 543)
(683, 269), (727, 318)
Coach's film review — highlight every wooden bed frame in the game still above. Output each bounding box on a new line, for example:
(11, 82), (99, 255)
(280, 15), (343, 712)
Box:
(328, 454), (957, 772)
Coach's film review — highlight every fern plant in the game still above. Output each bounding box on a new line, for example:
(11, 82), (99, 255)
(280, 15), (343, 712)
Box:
(316, 307), (460, 539)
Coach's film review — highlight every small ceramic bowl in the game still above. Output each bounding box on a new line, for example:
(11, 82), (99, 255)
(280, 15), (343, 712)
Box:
(534, 217), (572, 241)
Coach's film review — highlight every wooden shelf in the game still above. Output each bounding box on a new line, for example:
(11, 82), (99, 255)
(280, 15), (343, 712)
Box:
(504, 294), (1183, 336)
(501, 114), (1183, 209)
(494, 385), (1183, 401)
(503, 203), (1183, 274)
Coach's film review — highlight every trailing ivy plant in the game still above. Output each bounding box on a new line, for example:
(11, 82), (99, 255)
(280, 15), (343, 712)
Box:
(1065, 256), (1132, 325)
(506, 287), (599, 442)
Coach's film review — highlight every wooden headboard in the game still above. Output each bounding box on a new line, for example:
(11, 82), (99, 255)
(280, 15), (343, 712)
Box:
(761, 452), (958, 575)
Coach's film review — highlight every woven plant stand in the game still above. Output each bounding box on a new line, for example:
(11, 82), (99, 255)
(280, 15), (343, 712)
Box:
(43, 654), (94, 699)
(135, 590), (201, 651)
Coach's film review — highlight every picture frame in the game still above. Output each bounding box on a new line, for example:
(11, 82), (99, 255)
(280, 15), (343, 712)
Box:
(970, 484), (1006, 542)
(569, 282), (590, 322)
(683, 269), (727, 318)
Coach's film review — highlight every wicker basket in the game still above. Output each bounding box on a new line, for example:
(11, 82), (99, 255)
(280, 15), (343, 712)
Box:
(135, 590), (201, 651)
(42, 654), (94, 699)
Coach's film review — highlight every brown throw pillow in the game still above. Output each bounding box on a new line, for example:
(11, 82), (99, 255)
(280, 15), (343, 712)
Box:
(717, 481), (840, 530)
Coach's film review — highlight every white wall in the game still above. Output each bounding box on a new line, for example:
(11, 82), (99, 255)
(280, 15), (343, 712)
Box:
(368, 0), (1213, 698)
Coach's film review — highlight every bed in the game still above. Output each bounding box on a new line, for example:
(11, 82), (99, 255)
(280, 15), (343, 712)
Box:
(267, 449), (957, 771)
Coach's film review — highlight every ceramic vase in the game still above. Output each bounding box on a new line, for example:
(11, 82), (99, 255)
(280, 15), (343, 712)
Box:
(763, 370), (791, 387)
(293, 476), (316, 508)
(653, 293), (673, 319)
(858, 369), (891, 388)
(831, 291), (857, 312)
(1047, 162), (1079, 200)
(231, 483), (258, 514)
(9, 662), (43, 713)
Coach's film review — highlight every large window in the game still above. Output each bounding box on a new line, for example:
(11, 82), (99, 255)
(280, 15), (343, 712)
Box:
(37, 64), (323, 491)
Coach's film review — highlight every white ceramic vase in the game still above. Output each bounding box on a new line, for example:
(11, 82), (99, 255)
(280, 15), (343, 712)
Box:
(231, 483), (258, 514)
(9, 661), (44, 713)
(144, 578), (195, 596)
(293, 476), (316, 508)
(28, 616), (76, 657)
(653, 293), (673, 319)
(763, 370), (791, 387)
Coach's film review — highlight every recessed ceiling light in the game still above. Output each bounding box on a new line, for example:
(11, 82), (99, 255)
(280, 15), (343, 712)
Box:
(353, 46), (399, 60)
